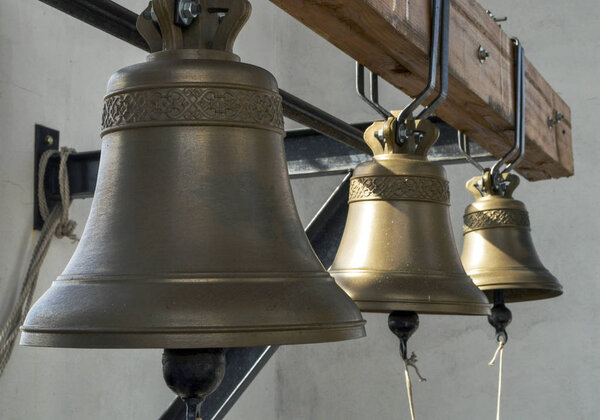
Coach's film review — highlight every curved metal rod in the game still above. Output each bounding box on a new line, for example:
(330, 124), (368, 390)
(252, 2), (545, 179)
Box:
(416, 0), (449, 120)
(356, 62), (393, 119)
(491, 38), (525, 177)
(397, 0), (443, 125)
(457, 131), (485, 173)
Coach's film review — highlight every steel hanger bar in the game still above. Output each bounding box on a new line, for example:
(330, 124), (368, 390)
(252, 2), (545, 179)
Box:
(457, 131), (485, 173)
(459, 38), (525, 192)
(491, 38), (525, 178)
(355, 62), (394, 119)
(396, 0), (443, 125)
(416, 0), (449, 121)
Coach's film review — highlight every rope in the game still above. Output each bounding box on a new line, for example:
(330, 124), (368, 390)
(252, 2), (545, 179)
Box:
(401, 351), (426, 420)
(403, 358), (416, 420)
(38, 147), (78, 240)
(489, 339), (505, 420)
(0, 147), (77, 377)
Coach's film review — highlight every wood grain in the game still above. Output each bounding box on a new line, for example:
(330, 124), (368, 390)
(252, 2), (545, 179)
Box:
(269, 0), (573, 180)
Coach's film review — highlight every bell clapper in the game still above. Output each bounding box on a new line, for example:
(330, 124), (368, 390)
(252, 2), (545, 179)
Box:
(388, 311), (426, 420)
(162, 349), (226, 420)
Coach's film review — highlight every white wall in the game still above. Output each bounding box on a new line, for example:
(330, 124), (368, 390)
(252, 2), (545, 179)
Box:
(0, 0), (598, 419)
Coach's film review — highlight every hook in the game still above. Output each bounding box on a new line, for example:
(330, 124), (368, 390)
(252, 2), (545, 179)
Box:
(355, 62), (394, 119)
(486, 10), (508, 26)
(396, 0), (449, 144)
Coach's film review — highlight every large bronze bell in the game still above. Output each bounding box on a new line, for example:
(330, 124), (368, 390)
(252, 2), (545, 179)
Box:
(461, 172), (563, 302)
(20, 0), (365, 349)
(330, 116), (489, 315)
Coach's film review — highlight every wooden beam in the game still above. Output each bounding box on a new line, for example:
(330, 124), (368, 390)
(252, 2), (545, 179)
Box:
(269, 0), (573, 180)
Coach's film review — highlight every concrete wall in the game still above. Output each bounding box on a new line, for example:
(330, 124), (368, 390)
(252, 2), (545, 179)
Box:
(0, 0), (597, 419)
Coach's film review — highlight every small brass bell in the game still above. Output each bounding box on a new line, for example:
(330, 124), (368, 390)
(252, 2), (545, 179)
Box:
(330, 115), (489, 315)
(461, 172), (563, 302)
(20, 0), (365, 349)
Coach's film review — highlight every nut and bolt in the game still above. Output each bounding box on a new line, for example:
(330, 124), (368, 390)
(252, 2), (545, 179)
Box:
(178, 0), (201, 26)
(548, 111), (565, 129)
(44, 135), (54, 146)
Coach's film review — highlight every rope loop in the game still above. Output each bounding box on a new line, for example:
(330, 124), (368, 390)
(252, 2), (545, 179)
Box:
(0, 147), (77, 377)
(38, 147), (79, 242)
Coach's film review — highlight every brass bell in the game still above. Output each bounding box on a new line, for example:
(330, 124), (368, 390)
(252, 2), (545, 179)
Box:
(20, 0), (365, 349)
(461, 172), (563, 302)
(330, 116), (489, 315)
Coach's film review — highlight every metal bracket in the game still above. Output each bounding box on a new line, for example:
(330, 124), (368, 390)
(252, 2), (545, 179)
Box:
(33, 124), (59, 230)
(355, 62), (393, 119)
(460, 38), (525, 195)
(396, 0), (449, 144)
(490, 38), (525, 185)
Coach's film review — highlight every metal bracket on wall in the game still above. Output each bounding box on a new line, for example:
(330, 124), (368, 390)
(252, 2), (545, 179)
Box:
(34, 124), (59, 230)
(33, 143), (100, 230)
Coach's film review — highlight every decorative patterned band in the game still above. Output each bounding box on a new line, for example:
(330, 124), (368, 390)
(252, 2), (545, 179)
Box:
(101, 86), (284, 133)
(349, 176), (450, 204)
(463, 209), (530, 233)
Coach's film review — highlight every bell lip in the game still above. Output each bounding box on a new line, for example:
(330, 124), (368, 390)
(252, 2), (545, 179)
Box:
(330, 269), (490, 316)
(19, 321), (366, 349)
(469, 268), (563, 303)
(476, 282), (563, 303)
(353, 300), (490, 315)
(480, 287), (563, 303)
(20, 272), (366, 349)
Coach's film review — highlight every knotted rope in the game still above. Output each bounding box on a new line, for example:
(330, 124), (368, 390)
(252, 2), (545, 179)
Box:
(401, 351), (426, 420)
(489, 339), (506, 420)
(0, 147), (77, 377)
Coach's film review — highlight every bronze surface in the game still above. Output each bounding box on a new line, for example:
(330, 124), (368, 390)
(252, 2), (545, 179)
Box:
(461, 174), (563, 302)
(21, 0), (365, 349)
(330, 117), (489, 315)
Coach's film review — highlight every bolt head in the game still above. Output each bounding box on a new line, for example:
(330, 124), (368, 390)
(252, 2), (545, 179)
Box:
(478, 46), (490, 63)
(44, 135), (54, 146)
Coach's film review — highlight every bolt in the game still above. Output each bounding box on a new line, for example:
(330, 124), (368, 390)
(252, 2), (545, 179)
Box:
(44, 135), (54, 146)
(548, 111), (565, 128)
(478, 46), (490, 63)
(178, 0), (201, 26)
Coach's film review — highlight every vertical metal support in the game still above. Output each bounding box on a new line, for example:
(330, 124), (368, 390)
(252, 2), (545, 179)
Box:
(34, 125), (59, 230)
